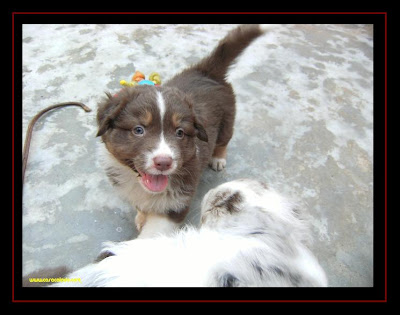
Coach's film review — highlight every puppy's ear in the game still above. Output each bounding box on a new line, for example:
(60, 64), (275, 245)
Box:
(183, 93), (208, 142)
(194, 122), (208, 142)
(97, 93), (117, 137)
(96, 117), (113, 137)
(96, 94), (130, 137)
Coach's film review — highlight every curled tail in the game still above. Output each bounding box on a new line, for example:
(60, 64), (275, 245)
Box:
(194, 24), (265, 83)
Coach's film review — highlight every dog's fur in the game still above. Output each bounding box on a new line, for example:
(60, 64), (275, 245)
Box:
(96, 25), (266, 237)
(52, 179), (327, 287)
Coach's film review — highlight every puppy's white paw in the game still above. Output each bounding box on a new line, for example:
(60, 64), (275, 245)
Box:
(210, 157), (226, 171)
(135, 211), (147, 232)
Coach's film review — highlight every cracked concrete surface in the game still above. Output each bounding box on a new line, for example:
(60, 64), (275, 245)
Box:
(22, 24), (373, 287)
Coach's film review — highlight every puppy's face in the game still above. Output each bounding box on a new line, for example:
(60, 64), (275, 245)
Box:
(97, 86), (208, 193)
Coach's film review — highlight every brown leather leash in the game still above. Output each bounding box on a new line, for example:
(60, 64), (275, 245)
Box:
(22, 102), (92, 185)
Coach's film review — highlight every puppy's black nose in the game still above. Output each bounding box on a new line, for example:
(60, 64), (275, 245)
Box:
(153, 155), (173, 171)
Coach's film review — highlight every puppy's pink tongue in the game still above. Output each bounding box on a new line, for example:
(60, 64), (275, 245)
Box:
(141, 173), (168, 192)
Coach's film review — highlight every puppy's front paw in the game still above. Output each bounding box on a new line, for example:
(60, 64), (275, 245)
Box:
(135, 211), (147, 232)
(210, 157), (226, 171)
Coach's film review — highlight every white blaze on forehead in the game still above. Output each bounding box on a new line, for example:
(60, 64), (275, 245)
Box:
(157, 91), (166, 120)
(155, 91), (172, 157)
(144, 91), (177, 172)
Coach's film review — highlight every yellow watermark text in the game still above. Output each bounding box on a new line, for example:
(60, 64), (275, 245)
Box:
(29, 277), (82, 283)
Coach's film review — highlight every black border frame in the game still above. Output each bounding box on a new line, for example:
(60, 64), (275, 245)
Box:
(10, 11), (388, 303)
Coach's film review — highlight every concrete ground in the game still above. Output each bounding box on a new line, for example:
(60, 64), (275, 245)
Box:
(22, 24), (373, 287)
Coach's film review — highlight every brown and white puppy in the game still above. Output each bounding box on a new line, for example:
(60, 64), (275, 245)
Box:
(96, 25), (267, 237)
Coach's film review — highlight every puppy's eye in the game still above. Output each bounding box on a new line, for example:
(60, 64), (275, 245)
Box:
(132, 125), (145, 136)
(176, 128), (184, 139)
